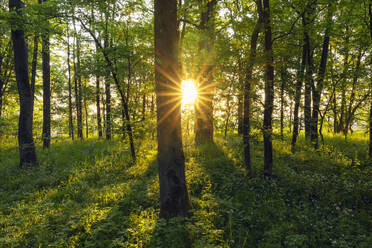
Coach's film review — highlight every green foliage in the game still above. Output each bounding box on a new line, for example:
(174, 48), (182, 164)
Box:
(1, 132), (371, 247)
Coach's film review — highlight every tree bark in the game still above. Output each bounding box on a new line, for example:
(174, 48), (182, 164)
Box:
(243, 0), (262, 173)
(67, 26), (74, 140)
(195, 0), (217, 144)
(30, 34), (38, 110)
(369, 0), (372, 159)
(73, 18), (83, 140)
(280, 66), (286, 138)
(9, 0), (38, 167)
(262, 0), (274, 178)
(310, 5), (332, 149)
(41, 0), (51, 148)
(155, 0), (191, 219)
(291, 41), (307, 151)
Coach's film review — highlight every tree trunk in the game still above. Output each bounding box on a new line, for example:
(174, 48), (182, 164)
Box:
(304, 50), (313, 140)
(310, 5), (332, 149)
(83, 81), (89, 138)
(237, 96), (243, 134)
(30, 34), (38, 110)
(96, 75), (102, 138)
(154, 0), (191, 219)
(262, 0), (274, 178)
(73, 19), (83, 140)
(195, 0), (217, 145)
(41, 0), (51, 148)
(280, 66), (286, 138)
(291, 41), (307, 151)
(10, 0), (38, 167)
(369, 0), (372, 159)
(67, 26), (74, 140)
(243, 0), (262, 173)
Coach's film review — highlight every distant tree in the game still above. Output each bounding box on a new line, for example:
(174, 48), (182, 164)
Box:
(154, 0), (192, 218)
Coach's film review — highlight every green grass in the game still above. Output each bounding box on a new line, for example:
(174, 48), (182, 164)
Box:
(0, 133), (371, 247)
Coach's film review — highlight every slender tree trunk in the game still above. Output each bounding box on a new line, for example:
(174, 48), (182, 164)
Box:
(262, 0), (274, 178)
(310, 6), (332, 149)
(142, 93), (146, 121)
(73, 19), (83, 140)
(237, 96), (243, 134)
(10, 0), (38, 167)
(41, 0), (51, 148)
(155, 0), (191, 219)
(195, 0), (217, 144)
(304, 50), (313, 140)
(67, 26), (74, 140)
(105, 76), (111, 140)
(83, 81), (88, 138)
(96, 75), (102, 138)
(291, 42), (307, 151)
(280, 66), (286, 138)
(243, 0), (262, 173)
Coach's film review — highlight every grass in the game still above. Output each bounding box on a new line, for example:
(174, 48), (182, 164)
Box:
(0, 132), (371, 247)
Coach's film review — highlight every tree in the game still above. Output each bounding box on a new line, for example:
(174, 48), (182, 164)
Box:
(262, 0), (274, 178)
(41, 0), (51, 148)
(243, 0), (262, 173)
(195, 0), (217, 145)
(154, 0), (192, 219)
(9, 0), (38, 167)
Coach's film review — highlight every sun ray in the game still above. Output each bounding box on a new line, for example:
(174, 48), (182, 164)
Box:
(182, 79), (198, 106)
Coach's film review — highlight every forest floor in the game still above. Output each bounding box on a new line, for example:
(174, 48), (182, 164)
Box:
(0, 132), (371, 248)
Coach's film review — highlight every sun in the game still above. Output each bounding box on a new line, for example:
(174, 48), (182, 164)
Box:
(182, 79), (197, 105)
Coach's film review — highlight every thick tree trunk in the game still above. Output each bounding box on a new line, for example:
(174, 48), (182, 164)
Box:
(41, 6), (51, 148)
(10, 0), (38, 167)
(155, 0), (191, 219)
(291, 42), (307, 151)
(30, 34), (38, 110)
(243, 0), (262, 172)
(67, 26), (74, 140)
(369, 0), (372, 159)
(262, 0), (274, 178)
(195, 0), (217, 144)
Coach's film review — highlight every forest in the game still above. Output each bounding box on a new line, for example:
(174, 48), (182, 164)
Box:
(0, 0), (372, 247)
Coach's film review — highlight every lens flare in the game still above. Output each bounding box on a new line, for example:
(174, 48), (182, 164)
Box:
(182, 80), (197, 105)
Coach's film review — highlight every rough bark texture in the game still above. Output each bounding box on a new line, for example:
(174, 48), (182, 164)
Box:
(243, 0), (262, 173)
(262, 0), (274, 178)
(41, 0), (51, 148)
(291, 42), (307, 151)
(195, 0), (217, 145)
(155, 0), (191, 219)
(30, 34), (38, 110)
(369, 0), (372, 159)
(10, 0), (38, 167)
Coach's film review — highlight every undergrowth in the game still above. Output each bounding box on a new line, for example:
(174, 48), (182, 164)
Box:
(0, 132), (371, 247)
